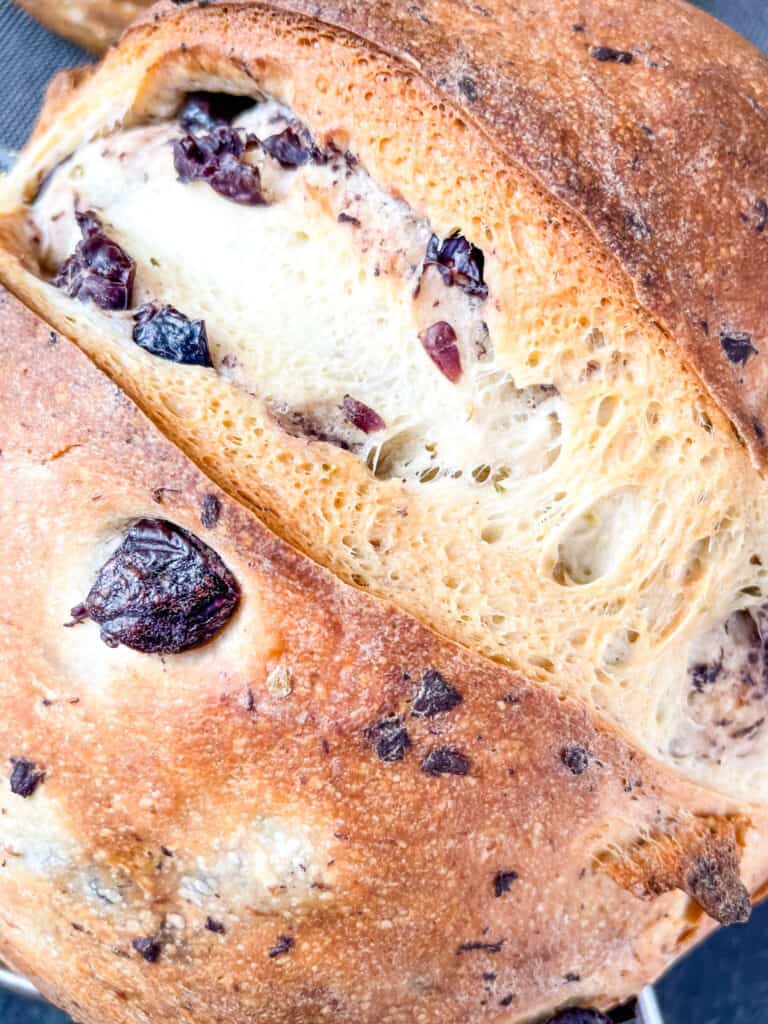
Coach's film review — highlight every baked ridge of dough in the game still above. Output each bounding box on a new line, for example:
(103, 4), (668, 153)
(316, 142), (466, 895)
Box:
(1, 2), (767, 804)
(0, 279), (766, 1024)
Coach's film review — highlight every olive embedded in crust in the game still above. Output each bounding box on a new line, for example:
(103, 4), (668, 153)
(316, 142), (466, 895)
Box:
(70, 519), (240, 654)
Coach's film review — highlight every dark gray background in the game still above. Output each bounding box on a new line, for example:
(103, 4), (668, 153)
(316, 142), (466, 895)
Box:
(0, 0), (765, 1021)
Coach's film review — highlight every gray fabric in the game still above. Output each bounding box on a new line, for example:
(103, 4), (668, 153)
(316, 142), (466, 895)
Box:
(696, 0), (768, 51)
(0, 0), (90, 151)
(0, 1), (765, 1023)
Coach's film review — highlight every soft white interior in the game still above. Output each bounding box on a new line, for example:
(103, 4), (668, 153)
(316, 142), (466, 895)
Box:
(25, 95), (768, 803)
(35, 101), (563, 493)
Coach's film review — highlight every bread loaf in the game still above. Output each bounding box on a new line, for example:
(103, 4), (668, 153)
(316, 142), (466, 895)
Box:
(14, 0), (148, 52)
(1, 1), (767, 1021)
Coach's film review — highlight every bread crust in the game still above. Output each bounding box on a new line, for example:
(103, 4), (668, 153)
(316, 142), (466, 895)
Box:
(1, 4), (768, 1019)
(0, 282), (765, 1023)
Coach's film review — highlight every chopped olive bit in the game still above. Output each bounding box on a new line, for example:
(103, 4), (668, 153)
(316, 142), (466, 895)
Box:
(261, 126), (315, 168)
(69, 519), (240, 654)
(411, 668), (462, 716)
(419, 321), (462, 382)
(9, 757), (45, 798)
(132, 303), (212, 367)
(456, 939), (504, 955)
(493, 870), (518, 897)
(590, 46), (634, 64)
(424, 231), (489, 298)
(341, 395), (386, 433)
(365, 716), (411, 762)
(561, 743), (590, 775)
(132, 937), (162, 963)
(173, 124), (266, 205)
(720, 330), (757, 365)
(268, 934), (294, 958)
(53, 210), (135, 310)
(420, 747), (470, 775)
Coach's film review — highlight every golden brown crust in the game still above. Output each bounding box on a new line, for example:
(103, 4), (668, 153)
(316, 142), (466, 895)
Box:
(2, 3), (768, 1019)
(0, 283), (765, 1022)
(15, 0), (149, 52)
(132, 0), (768, 468)
(600, 815), (753, 926)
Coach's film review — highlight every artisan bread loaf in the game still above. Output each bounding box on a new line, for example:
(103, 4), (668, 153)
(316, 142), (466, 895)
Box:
(0, 0), (767, 1021)
(3, 0), (768, 804)
(14, 0), (148, 52)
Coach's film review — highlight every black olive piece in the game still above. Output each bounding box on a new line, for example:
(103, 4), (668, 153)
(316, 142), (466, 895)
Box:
(70, 519), (240, 654)
(173, 124), (266, 205)
(366, 717), (411, 762)
(132, 937), (162, 963)
(261, 126), (314, 168)
(590, 46), (634, 64)
(132, 303), (212, 366)
(493, 870), (518, 897)
(53, 210), (135, 311)
(456, 939), (504, 954)
(268, 934), (294, 958)
(411, 668), (463, 717)
(420, 747), (470, 775)
(561, 744), (590, 775)
(9, 757), (45, 798)
(424, 231), (488, 298)
(720, 331), (757, 365)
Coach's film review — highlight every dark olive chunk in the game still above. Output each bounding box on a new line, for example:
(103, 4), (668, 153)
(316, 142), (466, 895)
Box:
(411, 668), (462, 717)
(420, 747), (470, 775)
(424, 231), (488, 298)
(366, 717), (411, 762)
(70, 519), (240, 654)
(561, 744), (590, 775)
(493, 870), (518, 897)
(268, 934), (294, 958)
(456, 939), (504, 954)
(173, 125), (266, 205)
(9, 757), (45, 798)
(132, 937), (162, 963)
(261, 126), (314, 168)
(53, 210), (135, 310)
(132, 303), (212, 366)
(590, 46), (634, 64)
(720, 330), (757, 365)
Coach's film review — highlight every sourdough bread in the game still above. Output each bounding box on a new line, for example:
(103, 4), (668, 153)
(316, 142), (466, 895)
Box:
(14, 0), (148, 52)
(0, 1), (767, 1021)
